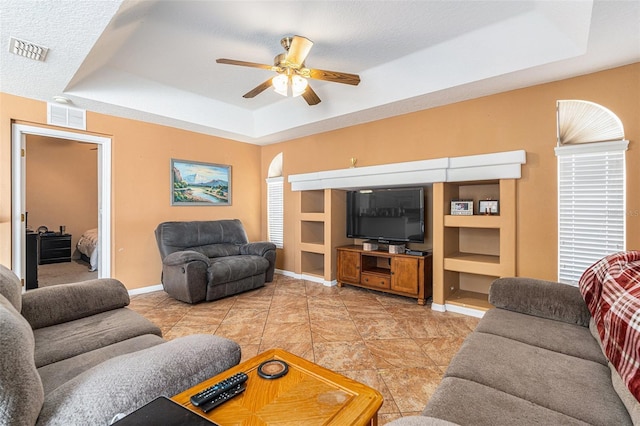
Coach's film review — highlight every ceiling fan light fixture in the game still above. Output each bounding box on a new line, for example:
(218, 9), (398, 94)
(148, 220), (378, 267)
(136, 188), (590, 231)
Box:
(291, 75), (308, 97)
(272, 74), (288, 96)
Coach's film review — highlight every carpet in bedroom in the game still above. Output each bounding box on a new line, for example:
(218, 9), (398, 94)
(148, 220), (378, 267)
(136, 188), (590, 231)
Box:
(37, 259), (98, 287)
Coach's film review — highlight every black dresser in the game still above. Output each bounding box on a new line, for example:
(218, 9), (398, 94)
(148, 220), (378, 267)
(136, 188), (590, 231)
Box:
(25, 231), (38, 289)
(38, 233), (72, 265)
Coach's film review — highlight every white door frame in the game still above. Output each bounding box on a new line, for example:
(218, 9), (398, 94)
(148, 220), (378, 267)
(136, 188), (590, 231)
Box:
(11, 124), (112, 280)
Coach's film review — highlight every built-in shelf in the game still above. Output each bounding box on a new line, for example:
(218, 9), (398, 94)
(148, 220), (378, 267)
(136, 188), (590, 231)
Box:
(299, 242), (325, 254)
(301, 190), (325, 214)
(288, 150), (526, 191)
(301, 220), (325, 245)
(288, 152), (525, 295)
(446, 290), (493, 312)
(434, 179), (517, 317)
(444, 215), (502, 228)
(300, 212), (325, 221)
(301, 251), (325, 278)
(296, 189), (352, 284)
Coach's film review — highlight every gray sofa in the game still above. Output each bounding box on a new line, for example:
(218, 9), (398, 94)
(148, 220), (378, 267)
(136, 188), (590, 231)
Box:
(0, 264), (241, 426)
(389, 277), (638, 426)
(155, 219), (276, 303)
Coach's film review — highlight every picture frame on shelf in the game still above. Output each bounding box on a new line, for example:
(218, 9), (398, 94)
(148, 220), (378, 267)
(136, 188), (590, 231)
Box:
(479, 199), (499, 215)
(451, 200), (474, 215)
(171, 159), (231, 206)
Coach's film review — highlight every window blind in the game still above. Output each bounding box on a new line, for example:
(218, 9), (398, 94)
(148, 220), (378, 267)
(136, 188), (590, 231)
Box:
(266, 177), (284, 249)
(555, 140), (628, 285)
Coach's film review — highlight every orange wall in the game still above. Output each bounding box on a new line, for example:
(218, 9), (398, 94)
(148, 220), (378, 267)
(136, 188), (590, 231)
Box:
(1, 94), (263, 289)
(2, 63), (638, 288)
(261, 63), (640, 281)
(25, 135), (98, 253)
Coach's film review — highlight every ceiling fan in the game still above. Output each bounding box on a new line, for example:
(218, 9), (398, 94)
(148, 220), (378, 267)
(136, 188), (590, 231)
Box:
(216, 35), (360, 106)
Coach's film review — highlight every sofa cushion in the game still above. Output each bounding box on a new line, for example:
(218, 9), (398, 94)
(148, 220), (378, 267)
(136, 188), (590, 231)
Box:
(489, 277), (590, 326)
(194, 243), (242, 258)
(0, 264), (22, 311)
(445, 332), (631, 425)
(38, 334), (165, 395)
(206, 273), (266, 301)
(21, 279), (131, 329)
(37, 334), (241, 425)
(0, 294), (44, 426)
(476, 308), (607, 365)
(423, 377), (590, 426)
(155, 219), (249, 259)
(209, 255), (269, 284)
(33, 308), (162, 368)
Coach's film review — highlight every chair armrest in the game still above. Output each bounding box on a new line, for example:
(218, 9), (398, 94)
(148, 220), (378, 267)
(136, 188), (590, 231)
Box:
(240, 242), (276, 257)
(489, 277), (591, 327)
(21, 279), (130, 330)
(162, 250), (210, 266)
(241, 242), (277, 282)
(37, 334), (241, 425)
(161, 251), (209, 303)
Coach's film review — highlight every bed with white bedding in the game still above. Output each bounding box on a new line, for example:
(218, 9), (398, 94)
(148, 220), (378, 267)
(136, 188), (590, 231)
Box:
(77, 228), (98, 271)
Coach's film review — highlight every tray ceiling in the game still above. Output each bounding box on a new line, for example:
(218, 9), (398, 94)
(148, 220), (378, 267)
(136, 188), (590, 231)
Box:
(1, 1), (638, 145)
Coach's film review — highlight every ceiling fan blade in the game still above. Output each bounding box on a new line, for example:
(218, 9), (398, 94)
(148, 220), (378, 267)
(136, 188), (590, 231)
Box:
(302, 85), (321, 106)
(306, 68), (360, 86)
(285, 36), (314, 66)
(243, 78), (273, 98)
(216, 58), (277, 71)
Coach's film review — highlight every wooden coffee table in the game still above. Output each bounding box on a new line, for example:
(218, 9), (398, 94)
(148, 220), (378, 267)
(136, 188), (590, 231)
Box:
(172, 348), (383, 425)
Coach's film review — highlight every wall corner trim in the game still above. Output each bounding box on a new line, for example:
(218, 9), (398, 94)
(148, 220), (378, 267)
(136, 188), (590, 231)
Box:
(288, 150), (526, 191)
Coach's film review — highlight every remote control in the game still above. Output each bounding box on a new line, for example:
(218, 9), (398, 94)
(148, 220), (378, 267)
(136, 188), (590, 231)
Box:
(199, 384), (246, 413)
(190, 372), (248, 406)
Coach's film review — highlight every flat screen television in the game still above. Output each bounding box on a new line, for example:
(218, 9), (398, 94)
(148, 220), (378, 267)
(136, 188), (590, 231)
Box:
(346, 187), (425, 243)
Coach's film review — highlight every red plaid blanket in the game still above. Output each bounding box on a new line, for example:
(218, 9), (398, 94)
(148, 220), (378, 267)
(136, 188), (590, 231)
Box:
(579, 251), (640, 402)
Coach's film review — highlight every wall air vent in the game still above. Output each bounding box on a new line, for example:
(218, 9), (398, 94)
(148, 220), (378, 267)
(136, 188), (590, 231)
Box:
(47, 103), (87, 130)
(9, 37), (49, 62)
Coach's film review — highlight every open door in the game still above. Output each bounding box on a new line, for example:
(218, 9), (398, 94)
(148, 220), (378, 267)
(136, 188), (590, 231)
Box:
(11, 124), (112, 283)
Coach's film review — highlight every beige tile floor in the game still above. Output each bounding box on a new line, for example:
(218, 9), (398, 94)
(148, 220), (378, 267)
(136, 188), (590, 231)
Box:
(129, 273), (479, 424)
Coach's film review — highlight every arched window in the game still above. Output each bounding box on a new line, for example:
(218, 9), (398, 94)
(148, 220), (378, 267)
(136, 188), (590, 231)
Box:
(266, 153), (284, 249)
(555, 100), (628, 284)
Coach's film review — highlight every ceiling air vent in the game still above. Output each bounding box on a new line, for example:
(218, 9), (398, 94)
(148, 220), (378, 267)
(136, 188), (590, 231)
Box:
(47, 103), (87, 130)
(9, 37), (49, 62)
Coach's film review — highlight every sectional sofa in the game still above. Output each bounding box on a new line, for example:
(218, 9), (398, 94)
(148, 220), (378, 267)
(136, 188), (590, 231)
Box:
(389, 251), (640, 425)
(0, 264), (241, 425)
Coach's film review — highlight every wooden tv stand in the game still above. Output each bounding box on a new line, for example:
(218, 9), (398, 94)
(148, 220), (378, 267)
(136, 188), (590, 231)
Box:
(336, 245), (433, 305)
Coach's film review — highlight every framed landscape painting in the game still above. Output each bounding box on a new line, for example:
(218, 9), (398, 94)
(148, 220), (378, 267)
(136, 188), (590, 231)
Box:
(171, 159), (231, 206)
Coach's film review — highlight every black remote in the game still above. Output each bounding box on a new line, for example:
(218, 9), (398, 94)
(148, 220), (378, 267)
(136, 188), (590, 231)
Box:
(199, 384), (246, 413)
(190, 372), (248, 406)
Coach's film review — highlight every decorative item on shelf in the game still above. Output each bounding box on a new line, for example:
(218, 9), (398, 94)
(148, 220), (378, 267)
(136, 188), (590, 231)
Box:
(350, 157), (357, 168)
(479, 199), (499, 215)
(59, 225), (66, 234)
(451, 200), (473, 215)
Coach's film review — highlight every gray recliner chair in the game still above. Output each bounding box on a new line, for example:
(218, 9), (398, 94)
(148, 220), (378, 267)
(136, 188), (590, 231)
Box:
(155, 219), (276, 303)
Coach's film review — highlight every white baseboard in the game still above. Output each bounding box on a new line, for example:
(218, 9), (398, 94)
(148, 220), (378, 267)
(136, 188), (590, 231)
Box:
(431, 301), (485, 318)
(444, 303), (486, 318)
(277, 269), (336, 286)
(128, 284), (163, 296)
(431, 303), (446, 313)
(275, 269), (298, 279)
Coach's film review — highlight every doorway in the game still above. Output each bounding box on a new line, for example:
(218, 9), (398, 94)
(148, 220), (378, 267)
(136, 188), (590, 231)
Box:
(12, 124), (111, 284)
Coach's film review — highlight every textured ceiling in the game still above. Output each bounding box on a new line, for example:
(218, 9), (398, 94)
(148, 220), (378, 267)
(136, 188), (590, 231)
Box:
(1, 0), (639, 145)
